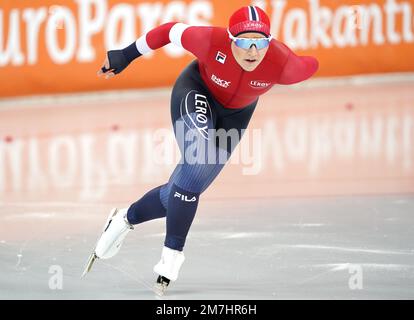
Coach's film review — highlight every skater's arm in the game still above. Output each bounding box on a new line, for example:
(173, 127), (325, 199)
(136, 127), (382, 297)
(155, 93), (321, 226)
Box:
(126, 22), (212, 61)
(277, 44), (319, 85)
(98, 23), (212, 79)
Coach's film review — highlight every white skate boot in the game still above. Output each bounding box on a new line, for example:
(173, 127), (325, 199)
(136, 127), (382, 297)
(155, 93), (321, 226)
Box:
(153, 246), (185, 296)
(81, 208), (134, 278)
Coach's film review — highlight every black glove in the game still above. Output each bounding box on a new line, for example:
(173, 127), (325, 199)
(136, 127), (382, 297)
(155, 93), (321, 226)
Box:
(101, 42), (142, 74)
(101, 50), (130, 74)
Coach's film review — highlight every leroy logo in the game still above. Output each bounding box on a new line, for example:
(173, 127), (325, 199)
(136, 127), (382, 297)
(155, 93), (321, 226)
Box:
(211, 74), (231, 88)
(216, 51), (227, 64)
(250, 80), (271, 89)
(180, 91), (212, 140)
(174, 192), (197, 202)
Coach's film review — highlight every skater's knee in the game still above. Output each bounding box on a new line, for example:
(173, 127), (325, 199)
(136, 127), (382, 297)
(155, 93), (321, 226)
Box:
(127, 185), (167, 224)
(178, 163), (224, 193)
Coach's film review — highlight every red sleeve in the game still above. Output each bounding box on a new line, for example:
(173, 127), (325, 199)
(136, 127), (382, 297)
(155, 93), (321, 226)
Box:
(136, 23), (212, 61)
(277, 45), (319, 85)
(145, 22), (177, 50)
(180, 26), (213, 62)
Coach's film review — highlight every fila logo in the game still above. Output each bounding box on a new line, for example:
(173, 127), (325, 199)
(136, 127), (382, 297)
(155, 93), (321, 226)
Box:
(216, 51), (226, 64)
(174, 192), (197, 202)
(211, 74), (231, 88)
(249, 80), (271, 89)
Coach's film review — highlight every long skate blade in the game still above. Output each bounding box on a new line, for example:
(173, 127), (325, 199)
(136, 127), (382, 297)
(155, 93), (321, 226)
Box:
(153, 283), (167, 296)
(153, 276), (170, 296)
(81, 253), (97, 278)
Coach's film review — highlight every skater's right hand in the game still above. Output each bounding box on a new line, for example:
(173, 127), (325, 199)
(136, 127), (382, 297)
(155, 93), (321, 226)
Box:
(97, 50), (131, 79)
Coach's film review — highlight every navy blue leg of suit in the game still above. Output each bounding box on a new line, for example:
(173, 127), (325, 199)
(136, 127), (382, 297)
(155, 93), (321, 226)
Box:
(127, 113), (227, 251)
(127, 61), (256, 251)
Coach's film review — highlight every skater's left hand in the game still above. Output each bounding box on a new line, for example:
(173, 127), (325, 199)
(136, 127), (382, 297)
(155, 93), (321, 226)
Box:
(97, 54), (115, 80)
(97, 50), (131, 79)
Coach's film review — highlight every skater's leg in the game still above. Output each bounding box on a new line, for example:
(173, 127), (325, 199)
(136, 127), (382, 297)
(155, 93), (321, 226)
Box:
(126, 155), (191, 225)
(163, 115), (230, 251)
(127, 185), (167, 224)
(153, 126), (230, 283)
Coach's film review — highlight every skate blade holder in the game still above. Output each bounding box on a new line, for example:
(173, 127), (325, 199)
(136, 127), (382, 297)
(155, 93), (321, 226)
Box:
(154, 276), (171, 296)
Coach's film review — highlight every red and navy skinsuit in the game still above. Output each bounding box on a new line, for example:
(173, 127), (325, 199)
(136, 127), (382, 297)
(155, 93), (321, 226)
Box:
(122, 23), (319, 251)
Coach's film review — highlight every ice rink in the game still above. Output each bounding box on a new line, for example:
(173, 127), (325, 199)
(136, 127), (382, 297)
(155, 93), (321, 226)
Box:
(1, 74), (414, 299)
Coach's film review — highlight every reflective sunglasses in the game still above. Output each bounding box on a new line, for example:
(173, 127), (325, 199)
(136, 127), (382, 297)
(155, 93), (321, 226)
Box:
(227, 29), (272, 50)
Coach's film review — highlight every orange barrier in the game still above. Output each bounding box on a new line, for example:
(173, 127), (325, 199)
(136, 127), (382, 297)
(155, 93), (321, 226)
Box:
(1, 0), (414, 97)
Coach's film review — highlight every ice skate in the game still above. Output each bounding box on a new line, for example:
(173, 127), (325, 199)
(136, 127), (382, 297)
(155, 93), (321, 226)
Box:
(81, 208), (133, 278)
(153, 246), (185, 296)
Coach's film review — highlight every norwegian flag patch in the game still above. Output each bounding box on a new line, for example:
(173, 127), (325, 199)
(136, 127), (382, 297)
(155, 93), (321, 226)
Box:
(216, 51), (227, 64)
